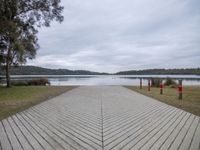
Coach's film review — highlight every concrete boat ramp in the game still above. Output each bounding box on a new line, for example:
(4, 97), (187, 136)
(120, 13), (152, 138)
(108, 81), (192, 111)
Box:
(0, 86), (199, 150)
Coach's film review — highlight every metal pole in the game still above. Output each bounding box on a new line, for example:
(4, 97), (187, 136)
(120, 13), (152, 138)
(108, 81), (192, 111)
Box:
(178, 80), (182, 100)
(140, 78), (142, 89)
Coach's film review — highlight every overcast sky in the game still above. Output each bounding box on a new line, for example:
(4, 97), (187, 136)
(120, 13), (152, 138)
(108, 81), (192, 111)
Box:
(27, 0), (200, 73)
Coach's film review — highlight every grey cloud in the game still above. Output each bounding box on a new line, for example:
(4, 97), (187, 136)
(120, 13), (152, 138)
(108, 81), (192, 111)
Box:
(28, 0), (200, 73)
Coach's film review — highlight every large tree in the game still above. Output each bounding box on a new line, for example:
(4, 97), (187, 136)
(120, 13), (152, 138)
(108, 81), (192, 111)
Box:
(0, 0), (64, 87)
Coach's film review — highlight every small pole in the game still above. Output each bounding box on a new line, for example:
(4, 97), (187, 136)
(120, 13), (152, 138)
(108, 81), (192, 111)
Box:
(148, 79), (150, 91)
(160, 80), (163, 95)
(178, 80), (183, 100)
(140, 78), (142, 89)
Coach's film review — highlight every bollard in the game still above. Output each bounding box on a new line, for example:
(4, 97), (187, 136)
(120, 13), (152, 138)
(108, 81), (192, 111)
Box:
(140, 78), (142, 89)
(178, 80), (183, 100)
(148, 79), (151, 91)
(160, 81), (163, 95)
(150, 78), (152, 87)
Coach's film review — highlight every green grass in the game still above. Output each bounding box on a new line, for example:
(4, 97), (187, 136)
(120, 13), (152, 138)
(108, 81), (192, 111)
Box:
(126, 86), (200, 116)
(0, 86), (76, 120)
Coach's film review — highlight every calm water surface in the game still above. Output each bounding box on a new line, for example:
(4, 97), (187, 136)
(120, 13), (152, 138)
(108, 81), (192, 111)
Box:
(1, 75), (200, 86)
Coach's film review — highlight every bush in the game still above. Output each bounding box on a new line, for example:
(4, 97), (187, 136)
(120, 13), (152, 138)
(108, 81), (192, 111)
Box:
(169, 84), (178, 88)
(11, 80), (28, 86)
(151, 78), (162, 87)
(164, 78), (177, 86)
(28, 78), (50, 86)
(11, 78), (50, 86)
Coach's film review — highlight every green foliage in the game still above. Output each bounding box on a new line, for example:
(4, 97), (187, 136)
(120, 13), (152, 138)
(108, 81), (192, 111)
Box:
(27, 78), (50, 86)
(0, 66), (108, 75)
(0, 0), (64, 87)
(0, 66), (199, 75)
(116, 68), (200, 75)
(169, 84), (177, 88)
(164, 78), (177, 86)
(11, 80), (28, 86)
(0, 0), (64, 65)
(151, 78), (162, 87)
(11, 78), (50, 86)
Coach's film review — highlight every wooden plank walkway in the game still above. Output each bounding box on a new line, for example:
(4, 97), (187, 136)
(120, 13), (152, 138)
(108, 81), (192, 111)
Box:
(0, 86), (199, 150)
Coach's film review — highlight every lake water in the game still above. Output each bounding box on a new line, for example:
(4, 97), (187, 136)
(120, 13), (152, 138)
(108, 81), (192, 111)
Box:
(1, 75), (200, 86)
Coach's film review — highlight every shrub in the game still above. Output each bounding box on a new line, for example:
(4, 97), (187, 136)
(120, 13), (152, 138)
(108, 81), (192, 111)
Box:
(28, 78), (50, 86)
(169, 84), (178, 88)
(11, 80), (28, 86)
(164, 78), (177, 86)
(151, 78), (162, 87)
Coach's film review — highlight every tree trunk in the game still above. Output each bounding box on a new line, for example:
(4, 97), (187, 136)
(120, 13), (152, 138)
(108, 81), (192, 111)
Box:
(6, 63), (11, 87)
(6, 47), (11, 88)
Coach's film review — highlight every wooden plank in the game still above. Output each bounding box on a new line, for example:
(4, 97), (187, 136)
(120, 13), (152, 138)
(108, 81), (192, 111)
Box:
(19, 112), (65, 150)
(24, 112), (77, 150)
(104, 105), (168, 140)
(139, 110), (183, 150)
(149, 111), (187, 150)
(104, 106), (172, 147)
(16, 113), (54, 150)
(0, 141), (2, 150)
(2, 119), (22, 149)
(26, 109), (88, 150)
(179, 116), (199, 150)
(159, 113), (191, 150)
(0, 86), (199, 150)
(28, 108), (102, 150)
(104, 105), (164, 134)
(169, 114), (195, 150)
(189, 118), (200, 150)
(35, 104), (102, 130)
(33, 104), (102, 141)
(122, 109), (179, 150)
(12, 115), (44, 150)
(0, 121), (12, 150)
(105, 107), (176, 150)
(7, 117), (33, 150)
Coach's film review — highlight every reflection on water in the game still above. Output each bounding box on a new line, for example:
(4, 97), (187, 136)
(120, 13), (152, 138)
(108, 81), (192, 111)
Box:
(49, 76), (200, 86)
(0, 75), (200, 86)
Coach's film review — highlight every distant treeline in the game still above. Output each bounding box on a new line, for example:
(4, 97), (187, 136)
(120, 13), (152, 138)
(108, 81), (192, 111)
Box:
(116, 68), (200, 75)
(0, 66), (200, 75)
(0, 66), (108, 75)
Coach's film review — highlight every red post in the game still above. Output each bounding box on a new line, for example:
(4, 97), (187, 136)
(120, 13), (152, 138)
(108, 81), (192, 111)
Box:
(178, 80), (183, 100)
(148, 79), (150, 91)
(160, 82), (163, 95)
(140, 78), (142, 89)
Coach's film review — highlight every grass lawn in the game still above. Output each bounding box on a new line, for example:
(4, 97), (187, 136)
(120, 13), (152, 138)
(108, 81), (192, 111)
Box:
(126, 86), (200, 116)
(0, 86), (76, 120)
